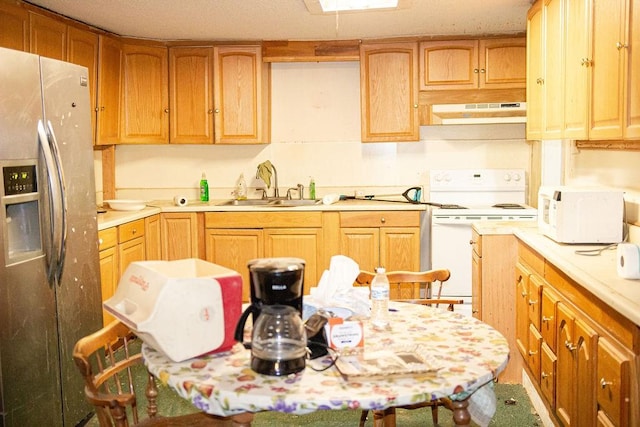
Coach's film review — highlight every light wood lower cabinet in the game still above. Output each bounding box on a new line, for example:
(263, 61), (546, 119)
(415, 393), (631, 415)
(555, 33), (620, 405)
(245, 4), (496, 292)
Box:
(160, 212), (201, 260)
(516, 240), (639, 427)
(145, 214), (161, 260)
(470, 229), (524, 383)
(98, 227), (118, 326)
(338, 211), (420, 272)
(117, 218), (146, 275)
(204, 211), (324, 302)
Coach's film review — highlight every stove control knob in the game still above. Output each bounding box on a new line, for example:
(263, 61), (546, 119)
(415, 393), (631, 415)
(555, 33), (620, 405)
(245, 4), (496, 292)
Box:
(512, 173), (522, 182)
(503, 173), (512, 182)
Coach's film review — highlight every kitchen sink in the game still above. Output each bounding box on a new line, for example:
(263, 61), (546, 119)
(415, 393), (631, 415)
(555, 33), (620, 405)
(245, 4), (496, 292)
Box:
(218, 199), (320, 207)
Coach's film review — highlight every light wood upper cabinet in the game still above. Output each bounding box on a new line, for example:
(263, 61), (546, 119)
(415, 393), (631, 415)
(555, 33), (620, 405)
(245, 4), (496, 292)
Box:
(624, 0), (640, 139)
(564, 0), (591, 139)
(29, 12), (66, 60)
(96, 35), (122, 145)
(120, 42), (169, 144)
(526, 1), (544, 140)
(589, 0), (627, 139)
(0, 1), (29, 51)
(420, 38), (525, 91)
(360, 42), (419, 142)
(169, 46), (214, 144)
(67, 26), (98, 143)
(542, 0), (565, 138)
(213, 45), (270, 144)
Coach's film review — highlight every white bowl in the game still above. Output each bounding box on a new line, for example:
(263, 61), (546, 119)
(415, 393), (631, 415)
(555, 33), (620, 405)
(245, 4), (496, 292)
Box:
(104, 199), (147, 211)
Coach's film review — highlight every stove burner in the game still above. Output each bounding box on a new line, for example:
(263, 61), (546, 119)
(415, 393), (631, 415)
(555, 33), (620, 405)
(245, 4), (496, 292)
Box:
(439, 204), (468, 209)
(492, 203), (525, 209)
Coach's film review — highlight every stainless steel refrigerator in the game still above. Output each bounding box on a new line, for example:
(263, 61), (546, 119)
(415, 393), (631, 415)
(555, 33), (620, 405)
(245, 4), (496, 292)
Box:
(0, 47), (102, 426)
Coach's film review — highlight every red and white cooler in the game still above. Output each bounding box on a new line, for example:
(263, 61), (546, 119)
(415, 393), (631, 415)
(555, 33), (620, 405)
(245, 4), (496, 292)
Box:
(104, 258), (242, 362)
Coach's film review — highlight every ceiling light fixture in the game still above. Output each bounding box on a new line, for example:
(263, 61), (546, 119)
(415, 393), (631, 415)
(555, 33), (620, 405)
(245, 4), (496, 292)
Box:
(304, 0), (410, 14)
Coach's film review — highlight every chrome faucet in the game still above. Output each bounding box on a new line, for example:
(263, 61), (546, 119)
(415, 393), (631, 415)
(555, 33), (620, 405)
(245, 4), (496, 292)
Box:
(286, 183), (305, 200)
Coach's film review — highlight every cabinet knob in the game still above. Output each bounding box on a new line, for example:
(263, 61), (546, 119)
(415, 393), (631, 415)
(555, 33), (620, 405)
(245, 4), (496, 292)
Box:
(413, 104), (418, 109)
(536, 77), (544, 85)
(541, 372), (549, 379)
(207, 109), (214, 114)
(564, 340), (577, 351)
(521, 291), (528, 297)
(164, 108), (169, 113)
(580, 58), (593, 67)
(528, 350), (538, 356)
(616, 42), (628, 50)
(100, 106), (105, 111)
(469, 239), (475, 245)
(528, 299), (538, 306)
(132, 229), (137, 235)
(480, 68), (486, 73)
(600, 377), (613, 389)
(215, 109), (220, 113)
(380, 217), (386, 223)
(473, 68), (479, 73)
(542, 315), (553, 323)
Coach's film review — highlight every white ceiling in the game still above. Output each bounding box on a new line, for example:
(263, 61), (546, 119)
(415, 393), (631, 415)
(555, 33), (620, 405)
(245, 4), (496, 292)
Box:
(25, 0), (531, 41)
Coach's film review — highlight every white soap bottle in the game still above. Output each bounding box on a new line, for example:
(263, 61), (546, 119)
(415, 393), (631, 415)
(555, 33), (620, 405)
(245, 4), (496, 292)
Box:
(236, 173), (247, 200)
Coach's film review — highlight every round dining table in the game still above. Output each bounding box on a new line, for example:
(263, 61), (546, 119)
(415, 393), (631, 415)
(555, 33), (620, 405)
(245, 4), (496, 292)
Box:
(143, 301), (510, 427)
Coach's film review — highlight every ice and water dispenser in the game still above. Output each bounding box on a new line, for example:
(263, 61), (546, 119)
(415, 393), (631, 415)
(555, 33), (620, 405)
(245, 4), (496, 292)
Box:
(1, 161), (42, 265)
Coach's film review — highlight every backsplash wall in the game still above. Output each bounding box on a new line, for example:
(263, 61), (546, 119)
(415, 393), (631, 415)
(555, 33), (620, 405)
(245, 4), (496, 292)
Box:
(96, 61), (532, 203)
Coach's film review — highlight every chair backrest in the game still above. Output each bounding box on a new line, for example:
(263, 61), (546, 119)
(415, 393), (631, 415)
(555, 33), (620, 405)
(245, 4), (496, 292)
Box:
(355, 269), (463, 311)
(72, 320), (159, 427)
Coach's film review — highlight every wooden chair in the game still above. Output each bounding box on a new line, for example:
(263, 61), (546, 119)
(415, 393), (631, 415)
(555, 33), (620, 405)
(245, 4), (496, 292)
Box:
(354, 269), (463, 427)
(72, 320), (230, 427)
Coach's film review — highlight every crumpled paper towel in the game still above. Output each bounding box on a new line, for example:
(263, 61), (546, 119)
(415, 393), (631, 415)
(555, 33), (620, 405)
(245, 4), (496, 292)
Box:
(309, 255), (370, 315)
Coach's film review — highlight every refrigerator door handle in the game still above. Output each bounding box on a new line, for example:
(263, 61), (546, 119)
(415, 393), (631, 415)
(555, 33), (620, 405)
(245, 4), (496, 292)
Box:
(46, 120), (68, 285)
(37, 120), (67, 285)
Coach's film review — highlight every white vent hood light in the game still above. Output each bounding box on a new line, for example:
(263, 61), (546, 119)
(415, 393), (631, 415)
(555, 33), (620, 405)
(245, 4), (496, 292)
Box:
(430, 102), (527, 125)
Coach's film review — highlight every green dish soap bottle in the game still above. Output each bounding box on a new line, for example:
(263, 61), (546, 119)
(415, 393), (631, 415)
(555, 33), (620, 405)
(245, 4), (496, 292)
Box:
(200, 172), (209, 202)
(309, 177), (316, 200)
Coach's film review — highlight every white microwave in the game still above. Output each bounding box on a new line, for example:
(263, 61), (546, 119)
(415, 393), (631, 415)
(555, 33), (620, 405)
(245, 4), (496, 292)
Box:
(538, 186), (624, 244)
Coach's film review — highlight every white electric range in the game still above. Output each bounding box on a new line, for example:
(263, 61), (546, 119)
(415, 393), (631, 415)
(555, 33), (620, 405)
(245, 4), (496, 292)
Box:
(428, 169), (537, 317)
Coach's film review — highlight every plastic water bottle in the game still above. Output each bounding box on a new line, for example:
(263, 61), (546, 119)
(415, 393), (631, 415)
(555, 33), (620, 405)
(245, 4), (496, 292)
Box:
(370, 267), (390, 328)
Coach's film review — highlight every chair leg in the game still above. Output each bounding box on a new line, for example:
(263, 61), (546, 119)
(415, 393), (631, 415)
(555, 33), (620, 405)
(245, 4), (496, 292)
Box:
(431, 405), (439, 426)
(359, 409), (369, 427)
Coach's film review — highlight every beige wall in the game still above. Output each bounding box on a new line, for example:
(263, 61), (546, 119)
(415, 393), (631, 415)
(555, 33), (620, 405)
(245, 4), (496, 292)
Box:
(96, 62), (532, 203)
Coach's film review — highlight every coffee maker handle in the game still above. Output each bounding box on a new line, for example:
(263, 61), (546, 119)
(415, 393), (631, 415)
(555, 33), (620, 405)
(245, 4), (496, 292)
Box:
(234, 304), (259, 349)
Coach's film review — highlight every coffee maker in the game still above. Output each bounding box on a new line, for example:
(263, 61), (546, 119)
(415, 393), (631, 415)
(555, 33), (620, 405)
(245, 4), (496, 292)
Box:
(234, 257), (307, 376)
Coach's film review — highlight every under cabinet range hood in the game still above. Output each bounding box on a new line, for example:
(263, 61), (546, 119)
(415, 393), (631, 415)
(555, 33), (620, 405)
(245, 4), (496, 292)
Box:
(430, 102), (527, 125)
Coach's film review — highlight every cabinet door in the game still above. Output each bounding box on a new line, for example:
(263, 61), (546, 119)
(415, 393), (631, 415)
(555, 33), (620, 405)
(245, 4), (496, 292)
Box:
(541, 342), (557, 409)
(160, 213), (199, 260)
(339, 227), (379, 272)
(118, 236), (145, 276)
(145, 214), (161, 260)
(67, 26), (98, 143)
(526, 1), (544, 139)
(99, 246), (118, 326)
(264, 228), (323, 290)
(574, 318), (598, 427)
(0, 1), (29, 51)
(213, 45), (268, 144)
(597, 338), (631, 427)
(379, 227), (420, 272)
(169, 47), (214, 144)
(564, 0), (591, 138)
(29, 12), (66, 60)
(556, 302), (575, 426)
(471, 243), (482, 319)
(479, 38), (526, 89)
(360, 42), (419, 142)
(121, 43), (169, 143)
(419, 40), (478, 90)
(515, 262), (531, 359)
(205, 229), (263, 302)
(625, 0), (640, 139)
(96, 35), (122, 145)
(528, 274), (543, 330)
(543, 0), (565, 138)
(589, 0), (626, 139)
(541, 286), (559, 352)
(527, 323), (543, 381)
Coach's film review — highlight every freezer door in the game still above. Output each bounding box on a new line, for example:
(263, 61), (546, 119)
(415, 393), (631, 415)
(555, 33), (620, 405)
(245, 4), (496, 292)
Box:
(0, 48), (63, 426)
(40, 56), (103, 426)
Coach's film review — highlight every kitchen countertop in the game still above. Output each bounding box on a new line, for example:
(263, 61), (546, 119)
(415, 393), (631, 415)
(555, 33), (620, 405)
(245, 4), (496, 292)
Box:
(97, 199), (427, 230)
(514, 227), (640, 327)
(472, 220), (538, 235)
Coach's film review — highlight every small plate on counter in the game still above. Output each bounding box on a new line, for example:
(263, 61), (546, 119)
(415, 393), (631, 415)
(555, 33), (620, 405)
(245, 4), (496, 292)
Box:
(104, 199), (148, 211)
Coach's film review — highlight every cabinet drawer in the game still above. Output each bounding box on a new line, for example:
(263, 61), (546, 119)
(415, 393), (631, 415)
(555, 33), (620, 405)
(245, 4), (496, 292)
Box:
(98, 227), (117, 251)
(597, 338), (631, 427)
(518, 241), (544, 274)
(340, 211), (420, 227)
(205, 211), (322, 228)
(118, 218), (145, 242)
(540, 342), (556, 409)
